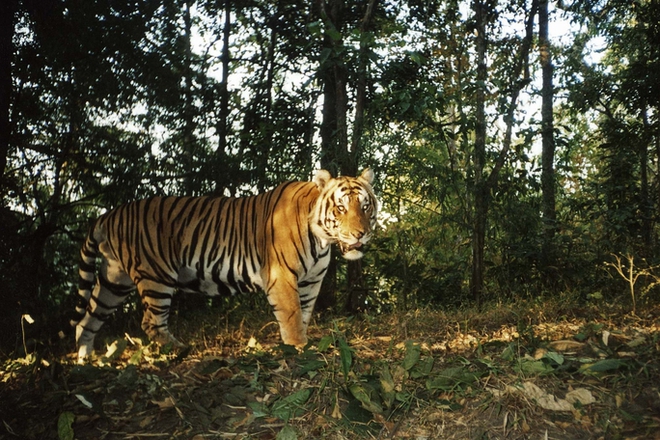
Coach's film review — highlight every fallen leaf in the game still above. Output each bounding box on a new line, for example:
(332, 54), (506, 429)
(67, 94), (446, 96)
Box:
(602, 330), (610, 346)
(565, 388), (596, 405)
(548, 340), (585, 352)
(517, 382), (574, 411)
(138, 415), (155, 428)
(331, 394), (342, 419)
(152, 396), (176, 410)
(616, 351), (637, 358)
(75, 394), (94, 410)
(533, 348), (548, 360)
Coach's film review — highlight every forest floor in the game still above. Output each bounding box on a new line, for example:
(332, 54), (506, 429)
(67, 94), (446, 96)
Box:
(1, 296), (660, 440)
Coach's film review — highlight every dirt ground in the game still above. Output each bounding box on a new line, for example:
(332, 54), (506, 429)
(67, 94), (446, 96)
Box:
(2, 301), (660, 439)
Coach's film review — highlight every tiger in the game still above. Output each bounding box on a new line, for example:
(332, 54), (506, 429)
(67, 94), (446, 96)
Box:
(72, 169), (378, 360)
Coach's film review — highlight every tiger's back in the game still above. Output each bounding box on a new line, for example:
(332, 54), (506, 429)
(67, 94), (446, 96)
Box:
(73, 170), (377, 360)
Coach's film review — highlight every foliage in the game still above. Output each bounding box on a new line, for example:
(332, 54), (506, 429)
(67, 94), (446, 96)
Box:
(2, 302), (659, 439)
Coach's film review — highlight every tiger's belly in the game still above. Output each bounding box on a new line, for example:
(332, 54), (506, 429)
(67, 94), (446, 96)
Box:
(176, 264), (263, 296)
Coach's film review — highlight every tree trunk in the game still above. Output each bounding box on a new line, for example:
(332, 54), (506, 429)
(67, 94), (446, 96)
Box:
(343, 0), (377, 314)
(539, 0), (557, 269)
(470, 0), (538, 305)
(315, 0), (345, 311)
(315, 0), (377, 313)
(215, 0), (231, 194)
(182, 0), (196, 195)
(470, 0), (488, 306)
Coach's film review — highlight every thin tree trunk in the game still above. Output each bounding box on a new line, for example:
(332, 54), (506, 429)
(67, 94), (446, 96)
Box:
(215, 0), (231, 194)
(470, 0), (488, 306)
(182, 0), (196, 195)
(343, 0), (377, 314)
(539, 0), (557, 269)
(640, 103), (651, 254)
(315, 0), (345, 311)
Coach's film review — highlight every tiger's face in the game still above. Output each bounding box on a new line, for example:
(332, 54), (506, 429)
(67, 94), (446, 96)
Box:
(310, 169), (378, 260)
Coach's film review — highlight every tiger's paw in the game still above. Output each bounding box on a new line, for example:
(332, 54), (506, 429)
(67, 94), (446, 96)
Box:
(150, 329), (186, 349)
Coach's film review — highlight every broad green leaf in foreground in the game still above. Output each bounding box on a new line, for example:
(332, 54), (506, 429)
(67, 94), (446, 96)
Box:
(317, 335), (333, 352)
(271, 388), (312, 421)
(402, 340), (421, 371)
(276, 425), (299, 440)
(379, 366), (396, 408)
(57, 412), (75, 440)
(338, 336), (353, 378)
(543, 351), (565, 366)
(426, 366), (479, 391)
(349, 382), (383, 414)
(579, 358), (628, 373)
(517, 359), (555, 375)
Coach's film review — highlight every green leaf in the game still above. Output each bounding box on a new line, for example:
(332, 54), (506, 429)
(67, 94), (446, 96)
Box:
(247, 401), (269, 418)
(349, 382), (383, 414)
(297, 359), (325, 376)
(411, 355), (434, 378)
(57, 412), (75, 440)
(316, 335), (333, 352)
(326, 27), (342, 42)
(338, 336), (352, 378)
(579, 358), (627, 373)
(128, 348), (143, 365)
(402, 340), (421, 371)
(379, 366), (396, 408)
(501, 344), (515, 361)
(517, 359), (554, 375)
(102, 338), (127, 362)
(344, 397), (373, 423)
(543, 351), (565, 365)
(271, 389), (312, 422)
(425, 366), (479, 391)
(276, 425), (299, 440)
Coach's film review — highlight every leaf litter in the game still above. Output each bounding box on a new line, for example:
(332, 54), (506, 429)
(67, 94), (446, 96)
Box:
(1, 301), (660, 439)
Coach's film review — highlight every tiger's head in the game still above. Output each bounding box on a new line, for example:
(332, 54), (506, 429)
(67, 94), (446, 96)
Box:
(310, 169), (378, 260)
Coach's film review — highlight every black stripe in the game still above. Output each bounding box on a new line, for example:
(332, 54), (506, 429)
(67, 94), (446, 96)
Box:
(142, 290), (173, 300)
(99, 275), (134, 295)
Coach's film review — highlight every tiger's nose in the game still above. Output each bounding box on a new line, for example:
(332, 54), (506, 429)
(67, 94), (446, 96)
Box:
(353, 230), (365, 239)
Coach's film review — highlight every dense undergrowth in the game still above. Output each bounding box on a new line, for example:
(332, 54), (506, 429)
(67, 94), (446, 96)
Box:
(1, 297), (659, 439)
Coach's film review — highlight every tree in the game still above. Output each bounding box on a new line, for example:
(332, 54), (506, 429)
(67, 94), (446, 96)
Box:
(539, 0), (557, 271)
(470, 0), (538, 304)
(314, 0), (380, 312)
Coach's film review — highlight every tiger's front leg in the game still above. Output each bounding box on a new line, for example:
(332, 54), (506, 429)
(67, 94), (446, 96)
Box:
(265, 275), (308, 348)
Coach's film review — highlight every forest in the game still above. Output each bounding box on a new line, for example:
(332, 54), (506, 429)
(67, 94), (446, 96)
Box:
(1, 0), (660, 439)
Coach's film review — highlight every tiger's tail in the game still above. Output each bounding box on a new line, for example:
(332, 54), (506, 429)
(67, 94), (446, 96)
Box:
(71, 225), (99, 328)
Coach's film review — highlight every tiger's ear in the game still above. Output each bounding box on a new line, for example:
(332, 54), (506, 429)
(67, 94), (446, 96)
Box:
(314, 169), (332, 189)
(359, 168), (374, 185)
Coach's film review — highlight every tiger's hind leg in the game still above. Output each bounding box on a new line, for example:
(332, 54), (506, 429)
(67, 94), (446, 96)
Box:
(137, 279), (185, 349)
(75, 257), (134, 360)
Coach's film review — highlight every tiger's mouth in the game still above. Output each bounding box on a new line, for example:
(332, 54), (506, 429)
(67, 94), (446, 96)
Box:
(338, 241), (365, 260)
(339, 241), (362, 254)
